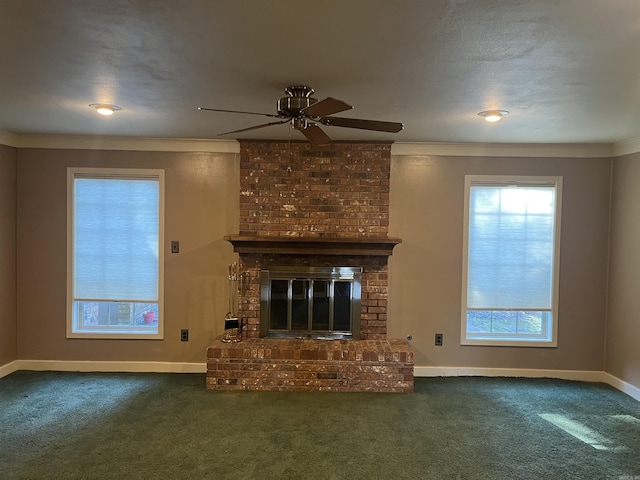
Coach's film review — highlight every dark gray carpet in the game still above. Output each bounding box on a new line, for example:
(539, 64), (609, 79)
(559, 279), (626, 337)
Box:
(1, 371), (639, 479)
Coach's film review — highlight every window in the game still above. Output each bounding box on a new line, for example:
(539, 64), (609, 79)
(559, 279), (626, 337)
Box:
(67, 168), (164, 339)
(461, 176), (562, 346)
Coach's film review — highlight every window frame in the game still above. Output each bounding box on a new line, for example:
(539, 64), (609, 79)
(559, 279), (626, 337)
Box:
(66, 167), (165, 340)
(461, 175), (562, 347)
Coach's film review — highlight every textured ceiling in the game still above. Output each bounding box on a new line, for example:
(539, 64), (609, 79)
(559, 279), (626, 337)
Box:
(1, 0), (639, 145)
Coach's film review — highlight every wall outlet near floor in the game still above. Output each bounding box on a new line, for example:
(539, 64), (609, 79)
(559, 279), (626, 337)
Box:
(180, 329), (189, 342)
(435, 333), (443, 346)
(171, 240), (180, 253)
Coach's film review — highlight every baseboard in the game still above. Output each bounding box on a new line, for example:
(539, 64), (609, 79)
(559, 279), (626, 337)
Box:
(413, 366), (605, 383)
(602, 372), (640, 403)
(2, 361), (638, 402)
(414, 366), (640, 402)
(0, 360), (20, 378)
(3, 360), (206, 375)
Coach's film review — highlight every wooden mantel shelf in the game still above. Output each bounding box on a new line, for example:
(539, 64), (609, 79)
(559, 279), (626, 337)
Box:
(224, 235), (402, 256)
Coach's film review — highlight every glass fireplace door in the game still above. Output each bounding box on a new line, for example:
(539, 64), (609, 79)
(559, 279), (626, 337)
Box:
(261, 267), (361, 339)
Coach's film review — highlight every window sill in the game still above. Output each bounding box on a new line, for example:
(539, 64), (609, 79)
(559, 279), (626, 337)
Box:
(67, 329), (163, 340)
(462, 337), (557, 348)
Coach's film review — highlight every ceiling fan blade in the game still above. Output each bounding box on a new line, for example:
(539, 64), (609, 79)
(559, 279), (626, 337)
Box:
(320, 116), (404, 133)
(217, 119), (291, 136)
(301, 124), (332, 146)
(302, 97), (353, 118)
(198, 107), (281, 118)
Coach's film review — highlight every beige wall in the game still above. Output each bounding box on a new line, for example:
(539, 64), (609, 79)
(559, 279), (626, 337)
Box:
(606, 152), (640, 387)
(16, 149), (238, 363)
(389, 154), (611, 371)
(8, 146), (620, 377)
(0, 145), (17, 366)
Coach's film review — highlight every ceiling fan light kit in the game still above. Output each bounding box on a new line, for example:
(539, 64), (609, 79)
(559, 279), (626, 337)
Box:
(198, 85), (404, 146)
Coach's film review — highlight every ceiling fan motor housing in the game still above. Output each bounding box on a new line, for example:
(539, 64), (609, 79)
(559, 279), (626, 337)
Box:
(277, 85), (318, 117)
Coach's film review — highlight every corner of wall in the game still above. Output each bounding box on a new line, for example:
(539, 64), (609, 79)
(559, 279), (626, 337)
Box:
(0, 143), (18, 366)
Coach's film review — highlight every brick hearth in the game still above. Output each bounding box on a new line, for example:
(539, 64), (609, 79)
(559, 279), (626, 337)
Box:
(207, 338), (413, 392)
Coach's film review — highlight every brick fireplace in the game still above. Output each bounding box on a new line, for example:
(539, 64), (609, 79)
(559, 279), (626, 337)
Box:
(206, 140), (413, 392)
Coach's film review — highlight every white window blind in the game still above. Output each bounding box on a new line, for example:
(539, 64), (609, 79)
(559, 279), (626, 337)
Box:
(467, 185), (555, 310)
(74, 177), (159, 302)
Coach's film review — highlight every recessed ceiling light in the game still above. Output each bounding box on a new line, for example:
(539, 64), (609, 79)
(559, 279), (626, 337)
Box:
(89, 104), (122, 116)
(478, 110), (509, 122)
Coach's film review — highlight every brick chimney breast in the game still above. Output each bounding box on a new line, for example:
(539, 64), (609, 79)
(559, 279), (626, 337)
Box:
(239, 141), (391, 238)
(234, 140), (395, 341)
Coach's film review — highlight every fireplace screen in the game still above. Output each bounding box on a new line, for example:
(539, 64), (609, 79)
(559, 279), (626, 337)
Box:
(260, 266), (362, 339)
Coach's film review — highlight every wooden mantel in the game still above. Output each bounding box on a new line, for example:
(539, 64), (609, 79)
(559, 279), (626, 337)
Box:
(224, 235), (402, 256)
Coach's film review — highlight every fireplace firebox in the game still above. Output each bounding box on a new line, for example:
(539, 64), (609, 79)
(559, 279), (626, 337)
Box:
(260, 266), (362, 339)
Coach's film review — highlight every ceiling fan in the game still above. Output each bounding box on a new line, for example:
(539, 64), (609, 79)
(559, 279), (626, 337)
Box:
(198, 85), (403, 146)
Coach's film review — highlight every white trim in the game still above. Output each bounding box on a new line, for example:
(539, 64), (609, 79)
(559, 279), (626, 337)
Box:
(0, 130), (19, 148)
(460, 176), (562, 347)
(3, 360), (206, 375)
(602, 372), (640, 403)
(414, 366), (604, 382)
(0, 360), (20, 378)
(67, 168), (165, 340)
(391, 142), (614, 158)
(612, 137), (640, 157)
(2, 361), (639, 402)
(10, 134), (240, 153)
(0, 133), (618, 157)
(414, 367), (640, 402)
(4, 133), (638, 157)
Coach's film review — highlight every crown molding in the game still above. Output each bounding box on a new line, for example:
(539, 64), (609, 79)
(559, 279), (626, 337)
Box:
(391, 142), (614, 158)
(0, 130), (19, 148)
(612, 137), (640, 157)
(1, 133), (240, 153)
(3, 132), (640, 157)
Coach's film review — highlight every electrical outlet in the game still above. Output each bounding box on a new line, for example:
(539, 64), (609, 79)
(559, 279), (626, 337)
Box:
(435, 333), (443, 346)
(171, 241), (179, 253)
(180, 329), (189, 342)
